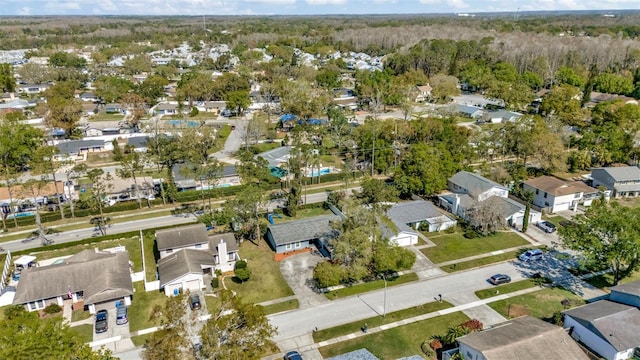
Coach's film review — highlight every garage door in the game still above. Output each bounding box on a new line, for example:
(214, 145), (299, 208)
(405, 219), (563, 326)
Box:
(185, 279), (201, 291)
(393, 235), (416, 247)
(553, 202), (570, 212)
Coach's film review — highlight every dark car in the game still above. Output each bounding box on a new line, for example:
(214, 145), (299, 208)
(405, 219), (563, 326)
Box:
(116, 306), (128, 325)
(190, 294), (201, 310)
(284, 351), (303, 360)
(95, 310), (109, 334)
(536, 220), (557, 233)
(488, 274), (511, 285)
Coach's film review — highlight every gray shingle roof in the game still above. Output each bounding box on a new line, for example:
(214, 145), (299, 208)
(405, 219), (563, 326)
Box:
(484, 196), (524, 219)
(596, 166), (640, 182)
(13, 250), (133, 305)
(387, 200), (446, 225)
(56, 139), (105, 155)
(563, 300), (640, 351)
(157, 249), (216, 287)
(127, 136), (148, 149)
(457, 316), (589, 360)
(326, 348), (379, 360)
(610, 279), (640, 296)
(257, 146), (292, 167)
(449, 171), (507, 199)
(156, 224), (209, 251)
(209, 233), (238, 255)
(267, 215), (341, 246)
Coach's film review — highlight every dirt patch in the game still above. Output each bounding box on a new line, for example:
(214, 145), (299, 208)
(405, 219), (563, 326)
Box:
(274, 248), (311, 261)
(506, 304), (530, 318)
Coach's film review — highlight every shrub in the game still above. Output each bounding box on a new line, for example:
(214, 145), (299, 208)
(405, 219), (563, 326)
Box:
(211, 277), (219, 289)
(234, 260), (250, 282)
(189, 107), (199, 117)
(463, 229), (478, 239)
(43, 304), (62, 314)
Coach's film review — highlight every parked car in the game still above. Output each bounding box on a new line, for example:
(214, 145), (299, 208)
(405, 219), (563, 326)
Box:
(284, 351), (303, 360)
(190, 294), (201, 310)
(519, 249), (544, 262)
(95, 310), (109, 334)
(536, 220), (557, 233)
(488, 274), (511, 285)
(116, 306), (128, 325)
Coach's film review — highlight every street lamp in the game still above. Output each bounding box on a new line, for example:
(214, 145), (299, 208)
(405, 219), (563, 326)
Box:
(380, 273), (387, 318)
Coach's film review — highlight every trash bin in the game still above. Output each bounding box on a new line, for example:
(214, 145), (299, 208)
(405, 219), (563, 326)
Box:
(115, 301), (121, 308)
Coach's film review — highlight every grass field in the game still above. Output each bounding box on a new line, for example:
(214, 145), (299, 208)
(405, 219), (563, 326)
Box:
(318, 312), (469, 359)
(422, 231), (529, 264)
(128, 282), (167, 332)
(440, 250), (520, 273)
(474, 279), (540, 299)
(224, 241), (294, 304)
(272, 207), (333, 224)
(325, 273), (419, 300)
(260, 299), (299, 315)
(313, 301), (453, 343)
(71, 324), (94, 343)
(71, 309), (92, 322)
(488, 287), (584, 320)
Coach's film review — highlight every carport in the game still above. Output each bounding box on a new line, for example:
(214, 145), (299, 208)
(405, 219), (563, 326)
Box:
(14, 255), (37, 270)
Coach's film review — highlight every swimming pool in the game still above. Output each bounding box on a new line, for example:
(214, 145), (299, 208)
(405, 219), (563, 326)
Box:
(309, 168), (330, 177)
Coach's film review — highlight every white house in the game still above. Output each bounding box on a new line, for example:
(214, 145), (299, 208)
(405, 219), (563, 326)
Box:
(563, 300), (640, 360)
(591, 166), (640, 198)
(447, 171), (509, 202)
(523, 176), (600, 213)
(384, 200), (456, 246)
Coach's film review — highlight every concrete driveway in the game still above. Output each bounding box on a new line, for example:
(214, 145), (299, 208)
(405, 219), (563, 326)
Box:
(280, 252), (329, 308)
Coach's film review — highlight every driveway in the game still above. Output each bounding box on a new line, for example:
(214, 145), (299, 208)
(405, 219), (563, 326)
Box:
(280, 252), (329, 308)
(92, 306), (132, 348)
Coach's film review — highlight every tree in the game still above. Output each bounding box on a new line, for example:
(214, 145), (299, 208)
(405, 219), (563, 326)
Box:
(137, 75), (169, 105)
(226, 90), (251, 117)
(313, 261), (346, 288)
(94, 76), (134, 104)
(16, 63), (54, 84)
(0, 305), (116, 360)
(234, 260), (251, 283)
(0, 63), (16, 93)
(244, 113), (268, 149)
(21, 179), (52, 246)
(429, 74), (460, 103)
(86, 169), (113, 236)
(41, 81), (83, 137)
(224, 184), (267, 242)
(558, 199), (640, 285)
(394, 143), (454, 197)
(199, 290), (276, 360)
(522, 191), (533, 232)
(49, 52), (86, 68)
(467, 197), (508, 236)
(63, 163), (87, 219)
(31, 145), (65, 220)
(116, 145), (144, 209)
(142, 294), (189, 360)
(146, 135), (185, 204)
(356, 177), (398, 206)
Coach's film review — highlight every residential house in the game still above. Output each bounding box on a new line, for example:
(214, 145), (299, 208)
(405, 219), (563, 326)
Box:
(591, 166), (640, 198)
(445, 316), (589, 360)
(414, 84), (432, 102)
(156, 225), (240, 296)
(197, 101), (226, 114)
(55, 139), (110, 162)
(585, 91), (639, 108)
(266, 215), (341, 256)
(0, 99), (30, 112)
(452, 104), (484, 119)
(439, 171), (541, 228)
(17, 83), (50, 95)
(84, 127), (103, 137)
(332, 88), (358, 110)
(13, 249), (133, 314)
(104, 103), (124, 114)
(127, 136), (149, 153)
(79, 92), (99, 102)
(523, 176), (600, 213)
(385, 200), (456, 246)
(563, 300), (640, 360)
(480, 110), (523, 124)
(326, 349), (380, 360)
(257, 145), (292, 168)
(172, 164), (240, 191)
(154, 102), (180, 115)
(609, 280), (640, 309)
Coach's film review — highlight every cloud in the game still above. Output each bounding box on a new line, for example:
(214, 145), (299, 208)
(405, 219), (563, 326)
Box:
(447, 0), (468, 9)
(18, 6), (32, 15)
(306, 0), (347, 4)
(245, 0), (296, 4)
(419, 0), (441, 4)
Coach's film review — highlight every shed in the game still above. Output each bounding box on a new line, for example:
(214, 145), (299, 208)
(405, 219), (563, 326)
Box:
(14, 255), (37, 270)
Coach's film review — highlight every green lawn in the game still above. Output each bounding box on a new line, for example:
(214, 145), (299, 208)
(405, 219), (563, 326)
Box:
(131, 330), (167, 347)
(318, 312), (469, 359)
(488, 287), (585, 321)
(71, 309), (92, 322)
(71, 324), (94, 343)
(204, 294), (221, 314)
(31, 236), (143, 273)
(143, 232), (159, 281)
(543, 215), (565, 227)
(260, 299), (299, 315)
(421, 231), (529, 264)
(89, 113), (124, 121)
(440, 250), (520, 273)
(584, 270), (640, 291)
(250, 142), (282, 153)
(313, 301), (453, 343)
(224, 242), (294, 304)
(474, 279), (540, 299)
(128, 282), (167, 332)
(325, 273), (419, 300)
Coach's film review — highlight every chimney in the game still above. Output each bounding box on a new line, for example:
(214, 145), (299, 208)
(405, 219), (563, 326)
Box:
(218, 240), (228, 264)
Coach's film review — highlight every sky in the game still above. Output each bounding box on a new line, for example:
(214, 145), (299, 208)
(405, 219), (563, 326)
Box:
(2, 0), (640, 16)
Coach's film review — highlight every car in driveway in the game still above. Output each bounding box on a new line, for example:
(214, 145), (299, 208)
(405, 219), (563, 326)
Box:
(519, 248), (543, 262)
(536, 220), (557, 233)
(116, 306), (128, 325)
(488, 274), (511, 285)
(284, 351), (303, 360)
(95, 310), (109, 334)
(190, 294), (201, 310)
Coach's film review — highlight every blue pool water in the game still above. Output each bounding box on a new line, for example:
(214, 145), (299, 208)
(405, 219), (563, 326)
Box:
(310, 168), (330, 177)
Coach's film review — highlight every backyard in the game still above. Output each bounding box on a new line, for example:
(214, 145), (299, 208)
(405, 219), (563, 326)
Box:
(223, 241), (294, 304)
(421, 230), (530, 264)
(271, 206), (333, 224)
(128, 282), (167, 332)
(318, 312), (469, 359)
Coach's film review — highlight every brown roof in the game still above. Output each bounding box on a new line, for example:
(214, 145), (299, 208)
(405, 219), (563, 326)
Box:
(156, 224), (209, 251)
(523, 176), (597, 196)
(0, 181), (65, 202)
(13, 250), (133, 305)
(458, 316), (589, 360)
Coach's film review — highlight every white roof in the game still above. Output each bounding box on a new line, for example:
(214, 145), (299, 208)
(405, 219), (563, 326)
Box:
(15, 255), (37, 266)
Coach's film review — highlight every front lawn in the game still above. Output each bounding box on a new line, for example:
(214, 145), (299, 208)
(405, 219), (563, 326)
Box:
(318, 312), (469, 359)
(488, 287), (584, 321)
(421, 231), (529, 264)
(71, 309), (92, 322)
(440, 250), (520, 273)
(71, 324), (94, 343)
(584, 270), (640, 291)
(313, 300), (453, 343)
(260, 299), (299, 315)
(224, 242), (293, 304)
(474, 279), (540, 300)
(325, 273), (419, 300)
(543, 215), (565, 227)
(128, 282), (167, 332)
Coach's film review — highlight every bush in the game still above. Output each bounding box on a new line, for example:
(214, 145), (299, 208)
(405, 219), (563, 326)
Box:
(463, 229), (478, 239)
(234, 260), (250, 282)
(43, 303), (62, 314)
(211, 277), (219, 289)
(189, 107), (199, 117)
(313, 261), (345, 289)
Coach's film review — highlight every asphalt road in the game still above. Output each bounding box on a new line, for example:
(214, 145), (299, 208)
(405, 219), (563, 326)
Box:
(268, 253), (573, 340)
